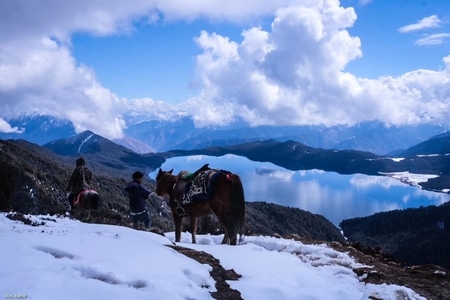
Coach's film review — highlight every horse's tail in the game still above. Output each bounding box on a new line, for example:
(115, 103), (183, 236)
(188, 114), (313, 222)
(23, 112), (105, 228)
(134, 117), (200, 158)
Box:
(84, 190), (100, 209)
(91, 192), (100, 210)
(227, 173), (246, 245)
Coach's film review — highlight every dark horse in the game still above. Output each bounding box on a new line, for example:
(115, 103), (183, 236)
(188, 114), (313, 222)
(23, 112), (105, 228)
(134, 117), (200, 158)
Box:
(155, 167), (246, 245)
(72, 189), (100, 210)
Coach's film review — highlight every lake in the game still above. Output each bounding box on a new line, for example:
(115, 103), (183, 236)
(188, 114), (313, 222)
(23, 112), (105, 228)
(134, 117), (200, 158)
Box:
(149, 154), (450, 226)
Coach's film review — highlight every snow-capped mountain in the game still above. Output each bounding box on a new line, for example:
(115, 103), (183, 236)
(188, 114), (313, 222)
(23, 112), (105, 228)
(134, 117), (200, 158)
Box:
(0, 114), (76, 145)
(0, 114), (448, 155)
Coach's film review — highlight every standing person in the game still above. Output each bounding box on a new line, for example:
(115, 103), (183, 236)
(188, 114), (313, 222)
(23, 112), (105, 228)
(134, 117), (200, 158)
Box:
(125, 171), (151, 230)
(66, 157), (92, 208)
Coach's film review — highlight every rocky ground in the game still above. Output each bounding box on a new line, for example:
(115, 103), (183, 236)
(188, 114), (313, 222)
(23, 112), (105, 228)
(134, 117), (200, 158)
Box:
(331, 243), (449, 300)
(174, 235), (450, 300)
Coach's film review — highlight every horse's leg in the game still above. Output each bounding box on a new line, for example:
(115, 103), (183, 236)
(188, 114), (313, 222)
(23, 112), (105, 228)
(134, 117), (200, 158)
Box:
(92, 193), (100, 210)
(174, 216), (183, 243)
(190, 216), (198, 244)
(224, 174), (246, 246)
(221, 230), (229, 245)
(229, 234), (237, 246)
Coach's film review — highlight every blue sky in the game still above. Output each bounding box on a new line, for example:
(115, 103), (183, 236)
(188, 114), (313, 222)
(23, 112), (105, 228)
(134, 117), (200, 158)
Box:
(0, 0), (450, 139)
(72, 0), (450, 102)
(343, 0), (450, 77)
(71, 18), (261, 103)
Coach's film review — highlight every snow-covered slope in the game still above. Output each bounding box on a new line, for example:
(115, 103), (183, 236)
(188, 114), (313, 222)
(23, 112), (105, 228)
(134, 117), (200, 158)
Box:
(1, 213), (425, 300)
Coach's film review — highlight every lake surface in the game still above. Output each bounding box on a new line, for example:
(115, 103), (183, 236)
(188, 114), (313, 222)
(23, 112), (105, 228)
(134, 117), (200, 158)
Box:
(149, 154), (450, 226)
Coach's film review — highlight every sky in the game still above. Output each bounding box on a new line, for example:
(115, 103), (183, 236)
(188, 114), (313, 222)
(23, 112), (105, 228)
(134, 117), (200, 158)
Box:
(0, 213), (426, 300)
(1, 0), (450, 139)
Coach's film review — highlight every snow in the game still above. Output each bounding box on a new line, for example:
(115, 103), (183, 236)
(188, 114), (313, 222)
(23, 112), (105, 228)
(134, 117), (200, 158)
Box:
(77, 134), (93, 153)
(0, 213), (426, 300)
(389, 157), (405, 162)
(379, 171), (439, 188)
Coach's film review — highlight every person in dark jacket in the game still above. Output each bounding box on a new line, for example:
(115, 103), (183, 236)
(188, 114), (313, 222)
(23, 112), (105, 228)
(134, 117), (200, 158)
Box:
(125, 171), (151, 229)
(66, 157), (93, 208)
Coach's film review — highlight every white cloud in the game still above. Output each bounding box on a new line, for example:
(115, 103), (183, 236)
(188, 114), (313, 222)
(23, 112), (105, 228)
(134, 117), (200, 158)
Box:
(0, 36), (127, 139)
(358, 0), (373, 6)
(185, 5), (450, 128)
(154, 0), (309, 23)
(0, 0), (162, 139)
(398, 15), (442, 33)
(187, 3), (366, 126)
(0, 118), (23, 133)
(123, 98), (189, 124)
(0, 0), (308, 138)
(0, 1), (154, 42)
(1, 0), (450, 137)
(415, 33), (450, 46)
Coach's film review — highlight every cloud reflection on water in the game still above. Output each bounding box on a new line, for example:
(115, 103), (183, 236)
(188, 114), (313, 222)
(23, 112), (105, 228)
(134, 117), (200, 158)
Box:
(255, 167), (295, 181)
(150, 154), (450, 226)
(349, 174), (405, 189)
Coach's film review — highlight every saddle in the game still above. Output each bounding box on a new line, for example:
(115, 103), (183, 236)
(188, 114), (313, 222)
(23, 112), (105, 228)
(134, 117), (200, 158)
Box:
(174, 164), (231, 205)
(181, 169), (217, 205)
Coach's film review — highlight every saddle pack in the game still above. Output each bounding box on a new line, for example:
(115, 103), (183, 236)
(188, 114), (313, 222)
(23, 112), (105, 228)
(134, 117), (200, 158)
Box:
(180, 168), (230, 205)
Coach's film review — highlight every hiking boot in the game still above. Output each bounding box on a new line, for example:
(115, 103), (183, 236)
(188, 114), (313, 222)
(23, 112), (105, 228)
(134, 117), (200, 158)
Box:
(176, 207), (186, 216)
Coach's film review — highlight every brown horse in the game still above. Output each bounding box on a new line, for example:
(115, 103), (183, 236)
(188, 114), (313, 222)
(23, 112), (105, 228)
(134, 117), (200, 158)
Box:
(72, 189), (100, 210)
(155, 167), (246, 245)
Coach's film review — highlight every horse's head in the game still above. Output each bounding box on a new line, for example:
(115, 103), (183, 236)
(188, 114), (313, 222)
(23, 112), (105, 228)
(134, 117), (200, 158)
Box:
(155, 168), (175, 198)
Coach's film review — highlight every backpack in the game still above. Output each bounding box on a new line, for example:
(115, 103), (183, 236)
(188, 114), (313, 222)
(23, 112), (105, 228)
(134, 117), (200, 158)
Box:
(77, 166), (92, 191)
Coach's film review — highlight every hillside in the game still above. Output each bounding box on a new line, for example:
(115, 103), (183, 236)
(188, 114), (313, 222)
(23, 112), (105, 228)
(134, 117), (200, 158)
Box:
(340, 203), (450, 269)
(0, 138), (344, 243)
(400, 133), (450, 156)
(43, 130), (166, 176)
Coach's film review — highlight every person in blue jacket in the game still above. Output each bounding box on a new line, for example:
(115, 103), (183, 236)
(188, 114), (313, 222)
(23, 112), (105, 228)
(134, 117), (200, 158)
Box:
(125, 171), (151, 230)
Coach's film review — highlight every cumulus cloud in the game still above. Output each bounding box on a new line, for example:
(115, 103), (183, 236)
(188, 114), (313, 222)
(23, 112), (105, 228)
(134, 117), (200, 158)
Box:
(187, 3), (366, 126)
(1, 0), (450, 138)
(0, 36), (127, 139)
(0, 0), (159, 139)
(398, 15), (442, 33)
(0, 0), (307, 138)
(185, 4), (450, 128)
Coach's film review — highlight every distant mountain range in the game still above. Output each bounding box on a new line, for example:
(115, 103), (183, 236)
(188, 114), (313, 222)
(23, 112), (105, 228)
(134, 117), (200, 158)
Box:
(2, 113), (450, 193)
(0, 114), (448, 155)
(37, 129), (450, 194)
